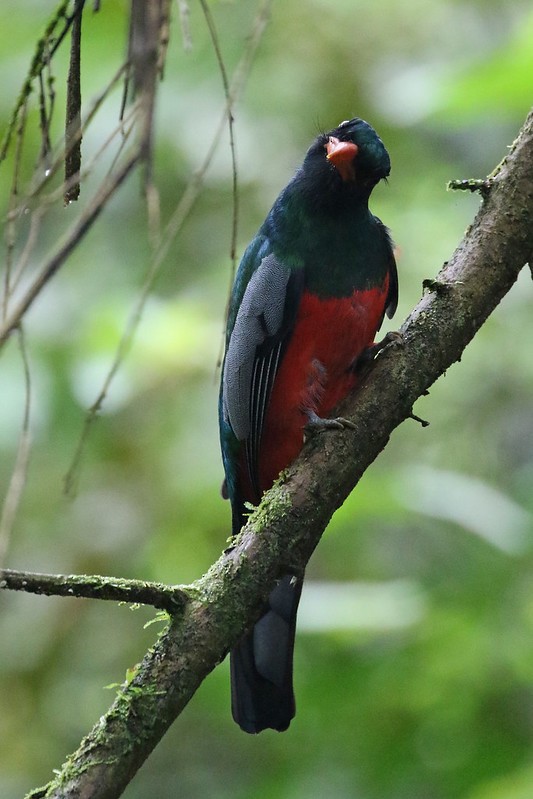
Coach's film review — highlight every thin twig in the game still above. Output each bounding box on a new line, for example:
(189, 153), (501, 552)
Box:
(129, 0), (160, 177)
(34, 99), (138, 216)
(3, 101), (138, 323)
(0, 147), (142, 349)
(129, 0), (166, 242)
(7, 104), (137, 303)
(198, 0), (239, 268)
(64, 0), (85, 203)
(8, 209), (44, 298)
(216, 0), (273, 369)
(0, 0), (70, 163)
(64, 0), (273, 492)
(0, 328), (32, 567)
(157, 0), (172, 79)
(37, 65), (53, 170)
(176, 0), (193, 53)
(3, 100), (28, 321)
(1, 59), (132, 318)
(9, 60), (130, 217)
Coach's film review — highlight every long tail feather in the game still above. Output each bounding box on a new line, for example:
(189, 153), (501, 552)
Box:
(230, 573), (303, 733)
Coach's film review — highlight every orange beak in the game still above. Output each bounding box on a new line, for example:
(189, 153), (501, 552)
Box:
(325, 136), (358, 181)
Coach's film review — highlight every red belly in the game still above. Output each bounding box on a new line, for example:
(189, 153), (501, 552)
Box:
(257, 282), (389, 493)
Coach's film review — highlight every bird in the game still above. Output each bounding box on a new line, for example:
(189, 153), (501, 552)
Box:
(219, 117), (398, 733)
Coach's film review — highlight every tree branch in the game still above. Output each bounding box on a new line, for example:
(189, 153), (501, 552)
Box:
(0, 568), (188, 612)
(64, 0), (85, 204)
(0, 146), (141, 349)
(21, 108), (533, 799)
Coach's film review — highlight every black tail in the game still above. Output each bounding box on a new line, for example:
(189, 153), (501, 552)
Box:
(230, 573), (303, 733)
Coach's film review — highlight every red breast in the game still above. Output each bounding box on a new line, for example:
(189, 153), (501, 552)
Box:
(255, 279), (390, 494)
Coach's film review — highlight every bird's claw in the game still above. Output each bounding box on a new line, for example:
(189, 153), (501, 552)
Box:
(354, 330), (403, 371)
(304, 411), (356, 438)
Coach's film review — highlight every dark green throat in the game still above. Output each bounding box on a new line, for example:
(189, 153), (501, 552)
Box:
(262, 192), (391, 298)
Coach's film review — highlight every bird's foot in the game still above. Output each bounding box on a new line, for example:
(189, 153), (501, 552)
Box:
(354, 330), (403, 372)
(304, 410), (356, 439)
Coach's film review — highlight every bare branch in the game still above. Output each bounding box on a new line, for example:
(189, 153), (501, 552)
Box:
(3, 99), (28, 320)
(198, 0), (239, 267)
(64, 0), (85, 204)
(176, 0), (192, 52)
(63, 0), (274, 492)
(129, 0), (161, 182)
(0, 328), (32, 566)
(0, 0), (70, 163)
(0, 146), (142, 349)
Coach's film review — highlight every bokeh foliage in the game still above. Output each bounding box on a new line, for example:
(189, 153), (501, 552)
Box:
(0, 1), (532, 798)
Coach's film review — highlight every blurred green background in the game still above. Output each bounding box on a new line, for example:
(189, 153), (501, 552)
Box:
(1, 1), (533, 797)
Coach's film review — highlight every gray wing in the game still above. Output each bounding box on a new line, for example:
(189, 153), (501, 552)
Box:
(222, 254), (303, 497)
(375, 217), (398, 321)
(385, 247), (398, 319)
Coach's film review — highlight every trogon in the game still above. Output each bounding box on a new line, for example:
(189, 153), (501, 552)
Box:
(219, 118), (398, 733)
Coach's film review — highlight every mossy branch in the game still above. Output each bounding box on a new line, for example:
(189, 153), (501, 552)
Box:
(0, 568), (189, 612)
(13, 107), (533, 799)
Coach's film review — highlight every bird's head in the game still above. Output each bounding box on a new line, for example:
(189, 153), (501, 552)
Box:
(300, 118), (390, 203)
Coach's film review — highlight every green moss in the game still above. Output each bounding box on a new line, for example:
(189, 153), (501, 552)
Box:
(251, 478), (292, 533)
(447, 177), (494, 197)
